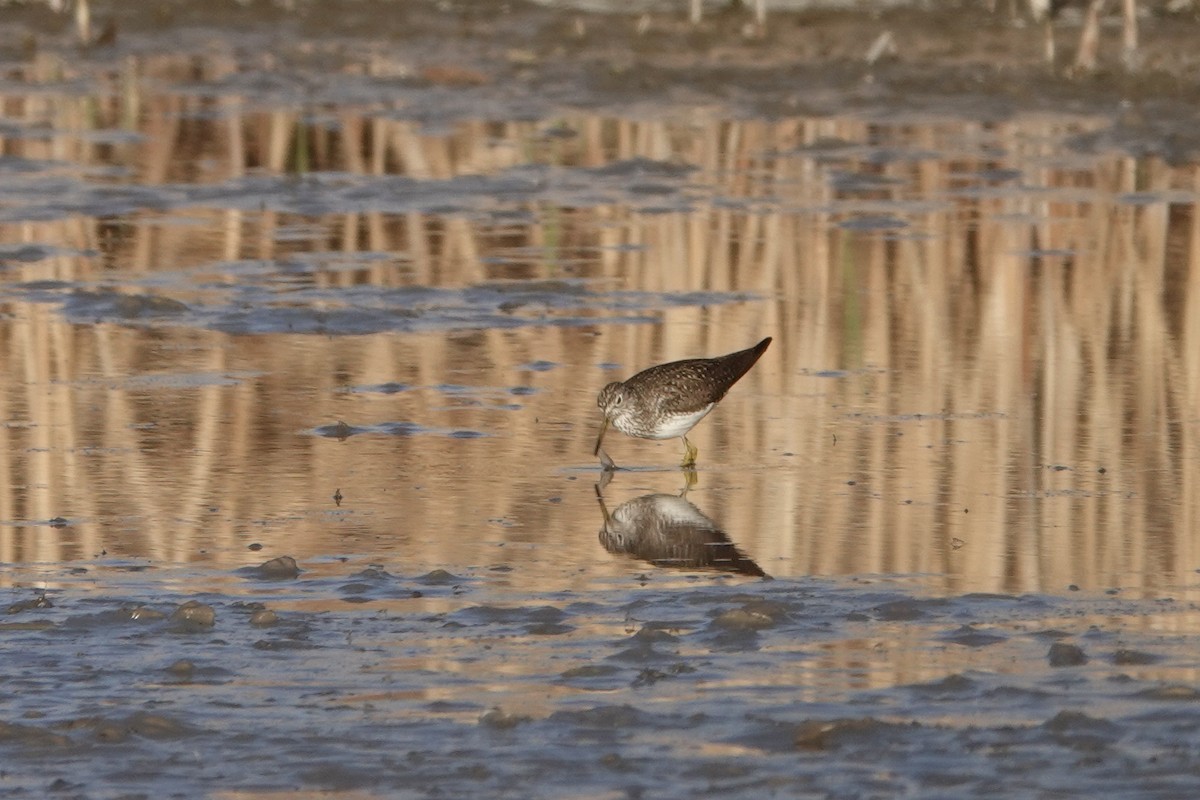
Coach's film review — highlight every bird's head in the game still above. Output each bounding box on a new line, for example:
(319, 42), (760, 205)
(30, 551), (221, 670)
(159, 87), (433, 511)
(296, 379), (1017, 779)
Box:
(597, 381), (625, 418)
(594, 381), (626, 459)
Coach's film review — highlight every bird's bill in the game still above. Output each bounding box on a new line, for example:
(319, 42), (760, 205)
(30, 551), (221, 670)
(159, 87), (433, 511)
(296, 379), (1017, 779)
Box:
(593, 417), (609, 456)
(593, 482), (612, 524)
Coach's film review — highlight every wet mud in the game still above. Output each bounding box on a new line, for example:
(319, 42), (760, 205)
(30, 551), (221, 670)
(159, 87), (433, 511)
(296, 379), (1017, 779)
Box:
(4, 558), (1200, 797)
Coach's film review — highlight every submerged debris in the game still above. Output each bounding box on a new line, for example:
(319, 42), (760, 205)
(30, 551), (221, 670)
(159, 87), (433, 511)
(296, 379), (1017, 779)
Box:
(254, 556), (301, 580)
(168, 600), (215, 631)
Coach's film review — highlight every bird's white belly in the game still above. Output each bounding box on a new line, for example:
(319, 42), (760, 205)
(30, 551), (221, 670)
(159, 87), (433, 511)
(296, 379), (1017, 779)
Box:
(642, 404), (715, 439)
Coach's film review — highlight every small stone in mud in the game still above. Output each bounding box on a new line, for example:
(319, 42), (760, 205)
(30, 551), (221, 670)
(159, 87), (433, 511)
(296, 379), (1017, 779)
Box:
(711, 604), (784, 631)
(479, 708), (531, 729)
(248, 542), (263, 551)
(1048, 642), (1087, 667)
(128, 605), (166, 621)
(793, 718), (909, 751)
(166, 659), (195, 676)
(1137, 684), (1200, 701)
(94, 721), (129, 742)
(630, 626), (678, 644)
(632, 668), (672, 687)
(417, 569), (463, 585)
(90, 712), (196, 742)
(871, 599), (928, 621)
(943, 624), (1006, 647)
(125, 712), (194, 739)
(0, 720), (69, 747)
(255, 555), (300, 579)
(250, 609), (280, 627)
(1033, 628), (1072, 640)
(1042, 710), (1116, 733)
(1111, 648), (1160, 665)
(169, 600), (215, 630)
(352, 566), (394, 580)
(561, 664), (620, 680)
(232, 600), (267, 611)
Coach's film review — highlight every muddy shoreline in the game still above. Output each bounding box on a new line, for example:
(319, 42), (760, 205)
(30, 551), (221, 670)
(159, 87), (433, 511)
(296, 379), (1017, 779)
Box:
(5, 1), (1200, 160)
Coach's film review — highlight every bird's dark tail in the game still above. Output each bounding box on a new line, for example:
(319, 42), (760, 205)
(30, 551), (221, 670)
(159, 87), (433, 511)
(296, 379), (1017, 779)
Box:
(706, 337), (771, 403)
(732, 337), (771, 376)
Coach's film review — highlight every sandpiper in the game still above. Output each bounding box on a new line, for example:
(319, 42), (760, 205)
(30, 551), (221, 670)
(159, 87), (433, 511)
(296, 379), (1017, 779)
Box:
(594, 337), (771, 468)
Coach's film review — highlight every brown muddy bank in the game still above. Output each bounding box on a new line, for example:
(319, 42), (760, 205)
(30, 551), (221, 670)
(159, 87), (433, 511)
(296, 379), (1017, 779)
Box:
(5, 1), (1200, 149)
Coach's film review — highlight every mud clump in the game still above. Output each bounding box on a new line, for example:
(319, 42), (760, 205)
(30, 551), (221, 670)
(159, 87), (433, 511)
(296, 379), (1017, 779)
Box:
(169, 600), (215, 631)
(1048, 642), (1088, 667)
(254, 556), (301, 579)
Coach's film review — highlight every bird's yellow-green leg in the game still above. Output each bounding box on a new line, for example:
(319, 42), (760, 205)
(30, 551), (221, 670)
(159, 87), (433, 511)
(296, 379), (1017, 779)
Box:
(681, 436), (698, 469)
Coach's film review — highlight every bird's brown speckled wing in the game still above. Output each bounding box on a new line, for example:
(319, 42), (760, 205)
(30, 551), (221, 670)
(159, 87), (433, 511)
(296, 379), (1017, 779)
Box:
(632, 337), (771, 415)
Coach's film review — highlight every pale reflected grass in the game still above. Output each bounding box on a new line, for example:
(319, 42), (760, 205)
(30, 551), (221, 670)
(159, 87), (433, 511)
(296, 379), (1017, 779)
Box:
(0, 54), (1199, 613)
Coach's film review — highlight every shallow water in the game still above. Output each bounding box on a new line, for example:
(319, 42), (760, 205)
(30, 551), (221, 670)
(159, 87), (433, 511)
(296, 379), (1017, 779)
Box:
(3, 9), (1200, 797)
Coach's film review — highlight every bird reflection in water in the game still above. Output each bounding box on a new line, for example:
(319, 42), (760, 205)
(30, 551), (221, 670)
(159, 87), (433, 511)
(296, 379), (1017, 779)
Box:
(595, 476), (767, 578)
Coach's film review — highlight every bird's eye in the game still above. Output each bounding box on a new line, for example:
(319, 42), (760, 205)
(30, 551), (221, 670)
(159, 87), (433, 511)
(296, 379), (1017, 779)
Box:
(614, 394), (622, 406)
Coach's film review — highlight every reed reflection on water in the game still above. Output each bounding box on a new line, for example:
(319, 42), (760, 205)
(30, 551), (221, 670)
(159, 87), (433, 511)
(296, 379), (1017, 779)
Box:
(0, 52), (1199, 598)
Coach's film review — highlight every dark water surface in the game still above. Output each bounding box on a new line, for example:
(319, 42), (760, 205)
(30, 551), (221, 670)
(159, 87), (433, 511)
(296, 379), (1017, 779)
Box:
(3, 6), (1200, 797)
